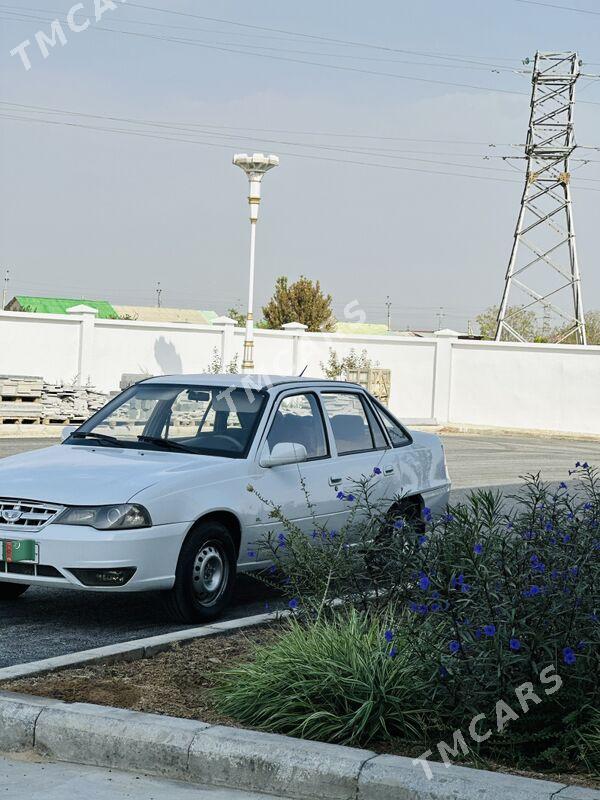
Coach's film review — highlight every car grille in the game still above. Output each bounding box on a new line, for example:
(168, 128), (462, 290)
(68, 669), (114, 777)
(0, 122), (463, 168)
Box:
(0, 498), (63, 530)
(0, 561), (64, 579)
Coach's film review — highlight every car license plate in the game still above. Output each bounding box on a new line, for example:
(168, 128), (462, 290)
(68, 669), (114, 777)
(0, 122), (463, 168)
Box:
(0, 540), (38, 563)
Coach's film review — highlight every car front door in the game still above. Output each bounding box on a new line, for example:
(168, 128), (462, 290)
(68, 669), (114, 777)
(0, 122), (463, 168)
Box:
(245, 390), (346, 559)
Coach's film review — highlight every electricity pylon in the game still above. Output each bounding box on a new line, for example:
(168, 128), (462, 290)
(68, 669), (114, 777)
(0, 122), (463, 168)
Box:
(495, 52), (586, 344)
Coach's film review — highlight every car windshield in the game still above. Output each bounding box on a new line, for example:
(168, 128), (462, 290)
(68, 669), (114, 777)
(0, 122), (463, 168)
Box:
(71, 383), (267, 457)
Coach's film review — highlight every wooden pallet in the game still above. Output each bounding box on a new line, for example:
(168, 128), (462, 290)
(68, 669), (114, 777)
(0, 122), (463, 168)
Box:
(0, 395), (41, 403)
(42, 417), (86, 425)
(0, 417), (41, 425)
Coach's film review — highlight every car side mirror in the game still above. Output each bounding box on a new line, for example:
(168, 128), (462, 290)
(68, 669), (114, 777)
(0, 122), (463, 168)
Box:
(260, 442), (308, 468)
(61, 425), (77, 442)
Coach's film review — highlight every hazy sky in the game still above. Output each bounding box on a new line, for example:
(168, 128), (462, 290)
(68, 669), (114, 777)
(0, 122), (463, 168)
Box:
(1, 0), (599, 331)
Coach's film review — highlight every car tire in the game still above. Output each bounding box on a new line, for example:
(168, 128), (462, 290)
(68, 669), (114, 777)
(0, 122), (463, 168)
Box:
(162, 521), (237, 623)
(0, 582), (29, 600)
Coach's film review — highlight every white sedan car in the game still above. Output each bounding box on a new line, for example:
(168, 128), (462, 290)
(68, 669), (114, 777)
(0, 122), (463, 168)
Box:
(0, 375), (450, 622)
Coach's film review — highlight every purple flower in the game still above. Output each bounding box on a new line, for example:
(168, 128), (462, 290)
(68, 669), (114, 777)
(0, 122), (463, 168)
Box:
(577, 641), (586, 651)
(336, 491), (345, 500)
(288, 598), (299, 610)
(422, 506), (433, 521)
(311, 530), (318, 539)
(449, 640), (460, 654)
(269, 565), (277, 574)
(562, 534), (572, 544)
(419, 573), (430, 591)
(389, 646), (398, 658)
(384, 630), (394, 643)
(394, 519), (405, 530)
(439, 666), (449, 679)
(373, 467), (382, 475)
(560, 482), (568, 490)
(545, 521), (554, 532)
(346, 494), (356, 502)
(583, 462), (590, 469)
(418, 535), (427, 546)
(529, 585), (541, 596)
(584, 502), (593, 511)
(473, 543), (483, 555)
(443, 513), (455, 523)
(509, 638), (521, 651)
(563, 647), (576, 665)
(247, 550), (257, 559)
(483, 624), (496, 637)
(461, 584), (471, 594)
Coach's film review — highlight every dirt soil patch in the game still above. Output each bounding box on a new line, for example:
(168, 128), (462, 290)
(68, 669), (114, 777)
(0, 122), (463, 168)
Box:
(2, 623), (598, 790)
(3, 625), (277, 726)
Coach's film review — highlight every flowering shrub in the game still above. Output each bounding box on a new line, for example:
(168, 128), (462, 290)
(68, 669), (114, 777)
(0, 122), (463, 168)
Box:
(236, 465), (600, 771)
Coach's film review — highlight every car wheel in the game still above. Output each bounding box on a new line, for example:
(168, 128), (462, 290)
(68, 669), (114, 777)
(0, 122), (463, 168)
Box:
(162, 521), (237, 623)
(0, 582), (29, 600)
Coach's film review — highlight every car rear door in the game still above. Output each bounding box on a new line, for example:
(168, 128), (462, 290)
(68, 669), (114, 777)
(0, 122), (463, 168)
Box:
(319, 389), (397, 524)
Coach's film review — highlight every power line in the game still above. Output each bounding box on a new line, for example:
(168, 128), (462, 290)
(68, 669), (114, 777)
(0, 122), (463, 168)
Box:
(0, 102), (525, 174)
(0, 7), (521, 73)
(0, 111), (528, 185)
(0, 99), (516, 149)
(515, 0), (600, 15)
(0, 10), (529, 97)
(4, 107), (600, 191)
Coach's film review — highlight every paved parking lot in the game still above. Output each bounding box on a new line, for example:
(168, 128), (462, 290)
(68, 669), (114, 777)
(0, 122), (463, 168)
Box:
(0, 432), (599, 668)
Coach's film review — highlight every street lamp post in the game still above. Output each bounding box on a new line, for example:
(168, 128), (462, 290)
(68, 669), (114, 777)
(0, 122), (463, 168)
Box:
(233, 153), (279, 372)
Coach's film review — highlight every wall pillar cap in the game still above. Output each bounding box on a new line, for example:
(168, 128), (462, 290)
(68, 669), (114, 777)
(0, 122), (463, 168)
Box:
(212, 316), (238, 326)
(66, 305), (99, 316)
(281, 322), (308, 331)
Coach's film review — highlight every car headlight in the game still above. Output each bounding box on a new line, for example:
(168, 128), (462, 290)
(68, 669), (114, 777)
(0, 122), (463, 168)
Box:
(57, 504), (152, 530)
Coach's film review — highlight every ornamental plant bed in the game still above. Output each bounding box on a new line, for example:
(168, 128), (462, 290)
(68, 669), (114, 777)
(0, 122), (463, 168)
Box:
(1, 619), (598, 790)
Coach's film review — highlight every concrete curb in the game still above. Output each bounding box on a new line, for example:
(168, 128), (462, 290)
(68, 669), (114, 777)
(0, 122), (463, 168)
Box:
(0, 692), (598, 800)
(0, 609), (288, 681)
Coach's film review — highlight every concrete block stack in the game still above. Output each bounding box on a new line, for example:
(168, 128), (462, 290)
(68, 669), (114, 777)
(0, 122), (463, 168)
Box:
(39, 384), (108, 424)
(0, 375), (108, 426)
(0, 375), (44, 424)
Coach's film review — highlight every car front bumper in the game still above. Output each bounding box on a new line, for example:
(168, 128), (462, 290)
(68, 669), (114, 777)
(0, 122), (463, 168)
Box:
(0, 522), (188, 592)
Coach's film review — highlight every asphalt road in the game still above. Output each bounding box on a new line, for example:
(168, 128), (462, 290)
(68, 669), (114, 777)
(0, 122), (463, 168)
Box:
(0, 432), (599, 668)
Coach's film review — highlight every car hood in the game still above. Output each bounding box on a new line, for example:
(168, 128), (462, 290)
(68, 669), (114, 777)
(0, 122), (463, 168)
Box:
(0, 444), (230, 506)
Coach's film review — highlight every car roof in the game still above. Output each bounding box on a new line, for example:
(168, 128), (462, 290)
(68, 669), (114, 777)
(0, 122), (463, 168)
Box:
(141, 374), (365, 392)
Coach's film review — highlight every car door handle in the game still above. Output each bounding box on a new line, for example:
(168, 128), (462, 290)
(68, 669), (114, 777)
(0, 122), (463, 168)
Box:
(383, 466), (394, 475)
(329, 476), (343, 486)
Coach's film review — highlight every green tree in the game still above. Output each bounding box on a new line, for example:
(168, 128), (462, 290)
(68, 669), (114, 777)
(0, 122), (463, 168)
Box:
(262, 276), (336, 333)
(550, 309), (600, 345)
(476, 304), (539, 341)
(226, 307), (246, 327)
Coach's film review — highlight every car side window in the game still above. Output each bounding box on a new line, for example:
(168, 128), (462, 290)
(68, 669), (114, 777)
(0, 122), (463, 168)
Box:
(267, 393), (328, 460)
(321, 392), (380, 455)
(376, 404), (412, 448)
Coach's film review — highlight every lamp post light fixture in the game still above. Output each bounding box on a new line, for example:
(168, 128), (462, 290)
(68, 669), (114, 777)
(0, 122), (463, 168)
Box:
(233, 152), (279, 372)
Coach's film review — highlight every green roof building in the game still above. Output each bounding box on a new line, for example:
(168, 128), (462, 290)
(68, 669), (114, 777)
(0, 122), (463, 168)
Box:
(6, 296), (118, 319)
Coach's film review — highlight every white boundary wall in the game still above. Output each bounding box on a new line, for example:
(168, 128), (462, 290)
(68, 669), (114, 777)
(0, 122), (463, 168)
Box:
(1, 309), (599, 435)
